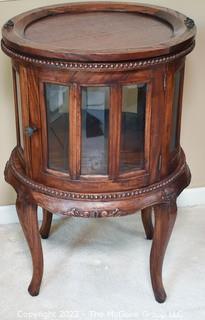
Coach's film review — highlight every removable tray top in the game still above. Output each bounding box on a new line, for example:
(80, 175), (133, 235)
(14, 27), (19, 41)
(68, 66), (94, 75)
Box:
(1, 2), (196, 62)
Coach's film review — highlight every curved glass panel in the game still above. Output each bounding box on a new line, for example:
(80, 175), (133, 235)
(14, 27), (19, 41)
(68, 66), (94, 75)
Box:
(120, 84), (147, 173)
(16, 72), (24, 149)
(81, 87), (109, 175)
(170, 70), (181, 152)
(45, 83), (69, 172)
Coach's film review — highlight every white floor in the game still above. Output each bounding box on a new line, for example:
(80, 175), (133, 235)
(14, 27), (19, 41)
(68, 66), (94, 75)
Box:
(0, 206), (205, 320)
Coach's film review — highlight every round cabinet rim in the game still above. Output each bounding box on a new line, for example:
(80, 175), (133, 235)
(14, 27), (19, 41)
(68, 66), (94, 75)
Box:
(1, 2), (196, 63)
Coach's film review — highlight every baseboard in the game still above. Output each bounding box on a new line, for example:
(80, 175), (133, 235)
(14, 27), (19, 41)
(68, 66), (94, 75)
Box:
(0, 187), (205, 224)
(176, 187), (205, 207)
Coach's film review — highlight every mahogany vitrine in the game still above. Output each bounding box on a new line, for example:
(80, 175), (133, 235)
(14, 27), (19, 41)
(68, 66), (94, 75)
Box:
(1, 2), (196, 302)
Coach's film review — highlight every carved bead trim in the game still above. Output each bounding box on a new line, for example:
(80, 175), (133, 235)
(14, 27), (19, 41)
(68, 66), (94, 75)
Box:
(184, 17), (195, 29)
(62, 208), (122, 218)
(1, 40), (195, 72)
(8, 150), (186, 201)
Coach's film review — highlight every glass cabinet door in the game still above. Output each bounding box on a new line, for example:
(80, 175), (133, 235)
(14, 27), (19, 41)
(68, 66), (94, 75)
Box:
(120, 84), (147, 173)
(43, 81), (148, 180)
(45, 83), (69, 172)
(81, 87), (109, 175)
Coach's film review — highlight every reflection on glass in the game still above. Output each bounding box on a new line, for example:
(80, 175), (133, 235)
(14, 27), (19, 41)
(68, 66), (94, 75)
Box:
(170, 71), (181, 152)
(16, 72), (24, 149)
(81, 87), (109, 175)
(45, 83), (69, 172)
(120, 84), (147, 173)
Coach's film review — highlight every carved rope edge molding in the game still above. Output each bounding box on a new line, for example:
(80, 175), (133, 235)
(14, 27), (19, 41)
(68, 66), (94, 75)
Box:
(1, 40), (195, 72)
(6, 151), (187, 201)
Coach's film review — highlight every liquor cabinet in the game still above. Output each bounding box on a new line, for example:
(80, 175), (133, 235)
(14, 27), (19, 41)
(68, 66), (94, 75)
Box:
(1, 2), (196, 302)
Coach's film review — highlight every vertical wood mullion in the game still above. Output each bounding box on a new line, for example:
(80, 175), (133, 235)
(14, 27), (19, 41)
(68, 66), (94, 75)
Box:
(19, 66), (32, 176)
(161, 60), (185, 177)
(144, 81), (152, 173)
(12, 67), (21, 147)
(161, 64), (175, 176)
(109, 84), (121, 179)
(39, 82), (48, 173)
(27, 68), (42, 180)
(149, 68), (165, 183)
(176, 64), (185, 147)
(69, 83), (81, 179)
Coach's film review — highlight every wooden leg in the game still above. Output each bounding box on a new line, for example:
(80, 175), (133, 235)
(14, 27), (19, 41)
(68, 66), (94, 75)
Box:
(40, 209), (53, 239)
(150, 201), (177, 303)
(16, 196), (43, 296)
(141, 207), (154, 240)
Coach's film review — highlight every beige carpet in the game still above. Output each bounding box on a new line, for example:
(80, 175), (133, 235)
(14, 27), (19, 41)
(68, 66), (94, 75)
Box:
(0, 206), (205, 320)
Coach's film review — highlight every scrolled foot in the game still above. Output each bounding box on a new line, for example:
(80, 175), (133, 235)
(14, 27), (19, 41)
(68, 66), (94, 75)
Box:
(28, 283), (40, 296)
(153, 287), (167, 303)
(150, 199), (177, 303)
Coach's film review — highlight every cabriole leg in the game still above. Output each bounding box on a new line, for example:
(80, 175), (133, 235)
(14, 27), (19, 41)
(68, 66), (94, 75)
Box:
(141, 207), (154, 240)
(16, 195), (43, 296)
(40, 209), (53, 239)
(150, 200), (177, 303)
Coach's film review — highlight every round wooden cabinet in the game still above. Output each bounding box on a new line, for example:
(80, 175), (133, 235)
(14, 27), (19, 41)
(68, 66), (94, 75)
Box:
(1, 2), (196, 302)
